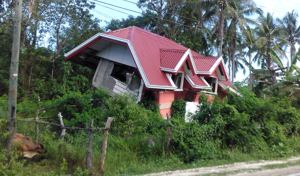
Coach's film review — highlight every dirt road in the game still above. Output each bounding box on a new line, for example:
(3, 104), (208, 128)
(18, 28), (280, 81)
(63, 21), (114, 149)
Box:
(232, 166), (300, 176)
(144, 156), (300, 176)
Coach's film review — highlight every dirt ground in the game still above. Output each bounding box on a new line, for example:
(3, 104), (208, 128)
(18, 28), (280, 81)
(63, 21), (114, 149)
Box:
(144, 156), (300, 176)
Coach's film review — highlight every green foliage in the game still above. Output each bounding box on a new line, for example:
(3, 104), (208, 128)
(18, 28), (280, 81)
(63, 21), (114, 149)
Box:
(171, 99), (186, 118)
(1, 86), (300, 175)
(0, 96), (7, 118)
(43, 90), (108, 128)
(171, 118), (220, 162)
(1, 0), (299, 174)
(139, 91), (159, 112)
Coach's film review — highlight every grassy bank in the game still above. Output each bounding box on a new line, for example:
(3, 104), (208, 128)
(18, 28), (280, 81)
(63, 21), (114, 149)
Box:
(0, 88), (300, 175)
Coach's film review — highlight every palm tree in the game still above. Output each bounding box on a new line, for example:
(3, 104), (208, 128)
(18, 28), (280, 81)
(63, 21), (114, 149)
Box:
(219, 0), (262, 81)
(278, 10), (300, 68)
(253, 13), (286, 82)
(243, 26), (257, 88)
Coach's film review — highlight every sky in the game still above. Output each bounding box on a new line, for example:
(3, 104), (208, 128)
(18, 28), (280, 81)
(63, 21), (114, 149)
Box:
(91, 0), (300, 82)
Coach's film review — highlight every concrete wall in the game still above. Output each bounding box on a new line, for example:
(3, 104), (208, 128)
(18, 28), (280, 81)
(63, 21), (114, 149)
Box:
(93, 59), (140, 99)
(93, 59), (116, 90)
(156, 91), (175, 118)
(96, 44), (136, 68)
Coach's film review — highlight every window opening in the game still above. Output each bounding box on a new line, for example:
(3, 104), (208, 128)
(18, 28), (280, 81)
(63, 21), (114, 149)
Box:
(171, 73), (184, 90)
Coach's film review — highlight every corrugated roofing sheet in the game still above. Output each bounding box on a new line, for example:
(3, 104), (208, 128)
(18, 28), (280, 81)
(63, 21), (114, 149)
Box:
(160, 49), (185, 69)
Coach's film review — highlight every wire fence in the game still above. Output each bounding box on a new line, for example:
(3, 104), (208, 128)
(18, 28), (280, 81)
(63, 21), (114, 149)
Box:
(15, 112), (113, 176)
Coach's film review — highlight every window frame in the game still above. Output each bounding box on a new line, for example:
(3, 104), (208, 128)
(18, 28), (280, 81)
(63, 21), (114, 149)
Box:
(167, 72), (184, 91)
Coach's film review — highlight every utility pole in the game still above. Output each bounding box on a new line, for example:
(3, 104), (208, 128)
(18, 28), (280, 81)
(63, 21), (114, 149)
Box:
(7, 0), (23, 150)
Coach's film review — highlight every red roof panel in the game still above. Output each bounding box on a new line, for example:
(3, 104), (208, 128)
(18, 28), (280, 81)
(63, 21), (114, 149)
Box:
(192, 51), (218, 72)
(108, 26), (187, 87)
(191, 74), (209, 86)
(160, 49), (185, 69)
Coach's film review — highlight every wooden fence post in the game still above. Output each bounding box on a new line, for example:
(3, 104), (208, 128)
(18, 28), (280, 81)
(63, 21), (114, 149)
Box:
(35, 108), (40, 142)
(86, 119), (94, 172)
(35, 96), (40, 142)
(58, 112), (66, 138)
(99, 117), (113, 176)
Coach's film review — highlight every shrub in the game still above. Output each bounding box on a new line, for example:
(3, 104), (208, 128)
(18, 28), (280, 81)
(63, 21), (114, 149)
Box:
(171, 99), (186, 118)
(106, 96), (163, 137)
(44, 90), (108, 129)
(171, 118), (219, 162)
(276, 106), (300, 136)
(0, 96), (7, 118)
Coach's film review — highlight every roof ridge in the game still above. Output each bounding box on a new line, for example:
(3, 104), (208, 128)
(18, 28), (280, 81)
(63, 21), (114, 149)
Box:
(130, 26), (187, 48)
(128, 26), (134, 40)
(193, 54), (218, 59)
(131, 26), (165, 38)
(160, 48), (186, 52)
(106, 26), (133, 38)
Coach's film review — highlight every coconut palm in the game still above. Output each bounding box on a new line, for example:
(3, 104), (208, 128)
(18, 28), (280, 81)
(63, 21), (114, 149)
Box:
(242, 26), (257, 88)
(218, 0), (262, 81)
(253, 13), (287, 82)
(278, 10), (300, 68)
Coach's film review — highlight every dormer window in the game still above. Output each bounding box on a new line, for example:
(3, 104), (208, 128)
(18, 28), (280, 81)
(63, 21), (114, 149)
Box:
(184, 61), (191, 74)
(167, 73), (184, 90)
(205, 77), (218, 94)
(172, 73), (184, 90)
(218, 65), (224, 76)
(217, 65), (225, 81)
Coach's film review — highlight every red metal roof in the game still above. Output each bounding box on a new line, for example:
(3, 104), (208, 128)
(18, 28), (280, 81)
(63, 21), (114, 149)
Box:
(65, 26), (231, 90)
(192, 50), (219, 73)
(107, 26), (188, 87)
(185, 74), (210, 89)
(160, 49), (185, 69)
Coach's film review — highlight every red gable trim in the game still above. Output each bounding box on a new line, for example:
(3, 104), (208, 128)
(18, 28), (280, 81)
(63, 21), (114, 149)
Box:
(64, 33), (177, 90)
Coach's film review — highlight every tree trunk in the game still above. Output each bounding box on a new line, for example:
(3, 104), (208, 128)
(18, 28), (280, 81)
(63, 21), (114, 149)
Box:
(248, 52), (253, 89)
(50, 0), (72, 80)
(7, 0), (23, 150)
(290, 42), (296, 67)
(218, 3), (225, 57)
(231, 59), (235, 82)
(266, 40), (276, 83)
(28, 65), (33, 89)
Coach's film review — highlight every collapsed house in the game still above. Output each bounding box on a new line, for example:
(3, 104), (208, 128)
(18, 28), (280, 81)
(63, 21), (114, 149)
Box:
(64, 26), (237, 118)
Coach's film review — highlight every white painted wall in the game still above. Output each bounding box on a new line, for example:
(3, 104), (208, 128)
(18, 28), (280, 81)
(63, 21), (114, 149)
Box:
(185, 102), (199, 122)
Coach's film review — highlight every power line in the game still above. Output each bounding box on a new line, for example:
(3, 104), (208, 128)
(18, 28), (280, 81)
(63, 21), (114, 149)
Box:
(116, 0), (202, 24)
(118, 0), (137, 5)
(90, 0), (199, 29)
(92, 1), (134, 16)
(91, 0), (141, 14)
(94, 9), (114, 20)
(92, 10), (112, 23)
